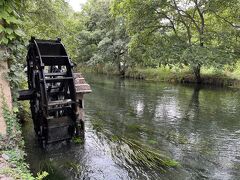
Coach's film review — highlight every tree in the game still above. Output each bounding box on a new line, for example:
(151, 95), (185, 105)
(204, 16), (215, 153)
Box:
(113, 0), (240, 83)
(91, 16), (130, 76)
(23, 0), (83, 59)
(78, 0), (131, 75)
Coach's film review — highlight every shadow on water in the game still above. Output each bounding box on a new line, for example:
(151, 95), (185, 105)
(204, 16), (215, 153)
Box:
(22, 74), (240, 180)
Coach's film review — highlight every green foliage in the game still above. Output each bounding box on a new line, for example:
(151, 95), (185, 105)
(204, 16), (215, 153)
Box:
(78, 0), (131, 75)
(0, 93), (40, 179)
(0, 149), (34, 179)
(0, 0), (24, 45)
(0, 0), (27, 109)
(23, 0), (83, 59)
(113, 0), (240, 81)
(72, 136), (84, 144)
(0, 66), (47, 180)
(36, 171), (49, 180)
(2, 99), (17, 136)
(0, 149), (48, 179)
(2, 0), (240, 84)
(0, 88), (24, 149)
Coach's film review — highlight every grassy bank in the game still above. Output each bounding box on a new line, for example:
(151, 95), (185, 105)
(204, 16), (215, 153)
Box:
(78, 63), (240, 88)
(125, 66), (240, 87)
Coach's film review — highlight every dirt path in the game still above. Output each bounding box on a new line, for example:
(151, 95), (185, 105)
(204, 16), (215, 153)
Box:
(0, 61), (12, 136)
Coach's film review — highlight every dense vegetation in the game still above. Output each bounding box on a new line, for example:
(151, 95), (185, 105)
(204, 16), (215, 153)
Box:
(0, 0), (239, 178)
(113, 0), (240, 82)
(1, 0), (240, 84)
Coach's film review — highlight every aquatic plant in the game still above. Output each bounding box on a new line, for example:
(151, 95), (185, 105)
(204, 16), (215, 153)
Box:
(90, 118), (179, 172)
(73, 137), (84, 144)
(91, 118), (104, 131)
(148, 139), (158, 145)
(126, 123), (153, 134)
(110, 135), (119, 142)
(39, 160), (65, 180)
(165, 131), (188, 145)
(65, 162), (81, 172)
(118, 137), (179, 171)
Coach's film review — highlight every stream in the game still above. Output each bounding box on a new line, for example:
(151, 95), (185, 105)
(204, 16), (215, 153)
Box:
(22, 74), (240, 180)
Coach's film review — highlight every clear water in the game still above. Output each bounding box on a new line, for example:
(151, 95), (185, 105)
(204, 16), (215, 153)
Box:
(22, 74), (240, 180)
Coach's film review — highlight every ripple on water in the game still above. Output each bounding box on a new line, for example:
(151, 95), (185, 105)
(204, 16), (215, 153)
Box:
(22, 75), (240, 179)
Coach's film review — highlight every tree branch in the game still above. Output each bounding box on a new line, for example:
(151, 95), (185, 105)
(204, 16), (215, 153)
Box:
(211, 11), (240, 29)
(172, 0), (201, 33)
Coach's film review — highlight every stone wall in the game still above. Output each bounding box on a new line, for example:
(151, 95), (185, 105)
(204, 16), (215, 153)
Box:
(0, 53), (12, 135)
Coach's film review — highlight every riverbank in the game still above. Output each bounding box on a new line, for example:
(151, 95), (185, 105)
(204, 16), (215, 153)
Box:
(0, 60), (47, 179)
(78, 64), (240, 88)
(0, 60), (33, 179)
(0, 99), (35, 179)
(125, 67), (240, 87)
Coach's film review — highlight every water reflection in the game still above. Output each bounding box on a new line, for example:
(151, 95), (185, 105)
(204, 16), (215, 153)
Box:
(183, 85), (200, 121)
(22, 74), (240, 180)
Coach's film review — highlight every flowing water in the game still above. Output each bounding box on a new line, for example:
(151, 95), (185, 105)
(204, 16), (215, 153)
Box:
(22, 74), (240, 180)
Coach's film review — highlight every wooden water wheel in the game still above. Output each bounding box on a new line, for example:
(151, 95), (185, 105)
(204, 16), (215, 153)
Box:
(18, 37), (91, 147)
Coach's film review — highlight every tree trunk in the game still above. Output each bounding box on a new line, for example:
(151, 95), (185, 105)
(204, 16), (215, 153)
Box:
(193, 64), (201, 84)
(121, 61), (127, 77)
(118, 61), (121, 74)
(121, 69), (125, 77)
(118, 61), (126, 77)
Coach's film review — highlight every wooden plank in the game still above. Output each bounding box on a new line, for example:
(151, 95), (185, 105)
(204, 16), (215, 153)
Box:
(44, 77), (73, 83)
(17, 89), (35, 101)
(48, 99), (74, 106)
(75, 84), (92, 93)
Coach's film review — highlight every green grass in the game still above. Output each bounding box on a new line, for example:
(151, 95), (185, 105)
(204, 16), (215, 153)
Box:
(124, 64), (240, 88)
(125, 66), (190, 82)
(78, 62), (240, 87)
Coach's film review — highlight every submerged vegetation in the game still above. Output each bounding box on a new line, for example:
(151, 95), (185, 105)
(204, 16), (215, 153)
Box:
(120, 137), (179, 170)
(91, 118), (179, 171)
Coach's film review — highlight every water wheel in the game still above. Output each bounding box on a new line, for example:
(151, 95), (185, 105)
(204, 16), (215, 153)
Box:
(18, 37), (91, 147)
